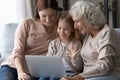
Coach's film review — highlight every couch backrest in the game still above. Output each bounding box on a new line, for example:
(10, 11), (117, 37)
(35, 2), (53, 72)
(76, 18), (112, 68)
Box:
(115, 28), (120, 37)
(0, 23), (18, 58)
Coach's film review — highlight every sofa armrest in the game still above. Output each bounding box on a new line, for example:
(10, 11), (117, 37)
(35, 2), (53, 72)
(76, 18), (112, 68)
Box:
(0, 58), (4, 65)
(0, 23), (18, 59)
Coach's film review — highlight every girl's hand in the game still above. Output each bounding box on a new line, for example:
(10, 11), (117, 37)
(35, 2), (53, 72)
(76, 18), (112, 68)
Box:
(67, 44), (78, 60)
(18, 72), (31, 80)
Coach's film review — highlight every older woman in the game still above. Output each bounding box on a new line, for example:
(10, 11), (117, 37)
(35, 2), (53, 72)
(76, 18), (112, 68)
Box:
(60, 1), (120, 80)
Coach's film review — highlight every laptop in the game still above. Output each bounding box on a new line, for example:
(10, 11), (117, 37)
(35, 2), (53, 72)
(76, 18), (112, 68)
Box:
(25, 55), (66, 78)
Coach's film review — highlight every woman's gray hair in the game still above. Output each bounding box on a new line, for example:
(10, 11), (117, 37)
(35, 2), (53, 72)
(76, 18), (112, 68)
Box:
(69, 1), (106, 30)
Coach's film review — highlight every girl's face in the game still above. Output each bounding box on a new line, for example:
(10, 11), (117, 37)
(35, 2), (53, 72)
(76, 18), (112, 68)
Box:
(39, 8), (57, 27)
(57, 19), (74, 40)
(72, 16), (89, 34)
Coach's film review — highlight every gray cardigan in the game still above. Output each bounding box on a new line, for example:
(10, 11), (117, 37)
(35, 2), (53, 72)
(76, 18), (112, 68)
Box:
(47, 38), (83, 76)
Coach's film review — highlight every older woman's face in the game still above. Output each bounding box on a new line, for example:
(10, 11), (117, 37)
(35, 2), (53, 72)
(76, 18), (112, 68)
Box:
(72, 16), (88, 34)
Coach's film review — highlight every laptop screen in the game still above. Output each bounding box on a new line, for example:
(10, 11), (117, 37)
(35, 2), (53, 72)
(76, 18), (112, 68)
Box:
(25, 55), (66, 77)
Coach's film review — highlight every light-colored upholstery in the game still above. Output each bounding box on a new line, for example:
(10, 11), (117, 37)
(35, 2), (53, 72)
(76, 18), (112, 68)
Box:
(115, 28), (120, 39)
(0, 23), (18, 59)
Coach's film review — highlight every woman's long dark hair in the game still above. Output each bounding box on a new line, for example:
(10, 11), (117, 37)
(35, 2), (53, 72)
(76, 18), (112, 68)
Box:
(34, 0), (58, 19)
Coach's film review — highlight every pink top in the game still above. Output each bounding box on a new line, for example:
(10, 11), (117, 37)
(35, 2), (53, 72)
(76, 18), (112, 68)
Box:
(1, 18), (56, 68)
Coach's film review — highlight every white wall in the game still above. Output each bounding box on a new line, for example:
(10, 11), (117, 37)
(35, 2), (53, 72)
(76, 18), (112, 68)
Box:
(0, 0), (32, 24)
(0, 0), (17, 24)
(16, 0), (32, 22)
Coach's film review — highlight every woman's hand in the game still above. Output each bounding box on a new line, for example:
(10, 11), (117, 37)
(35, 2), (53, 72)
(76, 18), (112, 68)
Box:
(60, 75), (84, 80)
(18, 72), (31, 80)
(15, 57), (31, 80)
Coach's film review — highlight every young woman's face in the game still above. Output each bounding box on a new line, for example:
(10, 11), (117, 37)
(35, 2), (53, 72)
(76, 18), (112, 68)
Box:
(39, 8), (57, 27)
(57, 19), (74, 40)
(72, 16), (89, 34)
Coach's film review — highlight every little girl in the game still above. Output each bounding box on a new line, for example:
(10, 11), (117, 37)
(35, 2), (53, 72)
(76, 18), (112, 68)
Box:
(47, 12), (83, 77)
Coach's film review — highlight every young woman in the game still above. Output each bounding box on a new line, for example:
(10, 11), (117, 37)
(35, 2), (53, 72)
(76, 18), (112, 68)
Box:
(47, 12), (83, 78)
(0, 0), (58, 80)
(61, 1), (120, 80)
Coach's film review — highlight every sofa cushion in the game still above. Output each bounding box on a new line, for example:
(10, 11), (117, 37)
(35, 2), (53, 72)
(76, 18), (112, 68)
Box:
(0, 23), (18, 58)
(115, 28), (120, 37)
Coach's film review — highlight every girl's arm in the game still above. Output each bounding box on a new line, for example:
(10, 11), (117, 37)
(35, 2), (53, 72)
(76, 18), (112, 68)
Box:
(68, 41), (83, 72)
(47, 40), (56, 56)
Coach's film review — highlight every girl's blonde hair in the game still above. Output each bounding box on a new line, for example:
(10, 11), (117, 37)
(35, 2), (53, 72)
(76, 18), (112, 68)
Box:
(58, 11), (80, 40)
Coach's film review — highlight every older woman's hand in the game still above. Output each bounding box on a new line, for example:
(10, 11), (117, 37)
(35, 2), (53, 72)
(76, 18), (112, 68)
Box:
(60, 76), (74, 80)
(60, 75), (84, 80)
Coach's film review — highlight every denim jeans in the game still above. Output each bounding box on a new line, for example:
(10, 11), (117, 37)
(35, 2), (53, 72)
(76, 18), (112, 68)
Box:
(0, 65), (60, 80)
(86, 74), (120, 80)
(32, 77), (60, 80)
(38, 77), (60, 80)
(0, 65), (18, 80)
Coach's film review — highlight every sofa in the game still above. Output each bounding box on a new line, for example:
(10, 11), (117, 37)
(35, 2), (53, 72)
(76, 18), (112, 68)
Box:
(0, 23), (18, 64)
(0, 23), (120, 64)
